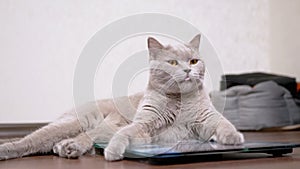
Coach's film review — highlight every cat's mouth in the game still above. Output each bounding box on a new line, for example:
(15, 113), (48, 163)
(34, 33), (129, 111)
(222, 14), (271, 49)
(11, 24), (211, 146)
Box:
(184, 76), (191, 81)
(181, 74), (204, 83)
(182, 74), (193, 82)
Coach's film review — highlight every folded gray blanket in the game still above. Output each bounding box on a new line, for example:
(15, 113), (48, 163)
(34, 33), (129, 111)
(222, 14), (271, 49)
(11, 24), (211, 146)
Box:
(210, 81), (300, 130)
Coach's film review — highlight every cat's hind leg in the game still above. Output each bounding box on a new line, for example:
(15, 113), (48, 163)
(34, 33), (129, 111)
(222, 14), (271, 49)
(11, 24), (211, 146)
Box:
(0, 101), (106, 160)
(0, 138), (22, 145)
(53, 112), (127, 159)
(0, 119), (82, 160)
(52, 132), (93, 159)
(53, 121), (118, 158)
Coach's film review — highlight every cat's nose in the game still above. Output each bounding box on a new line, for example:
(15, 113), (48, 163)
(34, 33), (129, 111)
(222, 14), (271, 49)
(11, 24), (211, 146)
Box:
(183, 69), (191, 73)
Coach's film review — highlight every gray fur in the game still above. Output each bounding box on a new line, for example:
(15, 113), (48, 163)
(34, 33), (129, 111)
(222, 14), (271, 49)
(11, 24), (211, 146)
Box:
(0, 34), (244, 161)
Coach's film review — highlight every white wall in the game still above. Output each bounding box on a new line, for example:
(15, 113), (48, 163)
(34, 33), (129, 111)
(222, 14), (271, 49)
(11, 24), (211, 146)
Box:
(0, 0), (295, 123)
(269, 0), (300, 80)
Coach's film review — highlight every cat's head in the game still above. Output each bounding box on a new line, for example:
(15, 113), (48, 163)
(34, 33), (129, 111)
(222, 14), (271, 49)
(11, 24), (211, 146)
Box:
(147, 34), (205, 95)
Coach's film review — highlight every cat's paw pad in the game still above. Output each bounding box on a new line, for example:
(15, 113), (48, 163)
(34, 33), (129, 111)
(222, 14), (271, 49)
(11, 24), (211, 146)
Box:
(217, 131), (244, 145)
(53, 139), (84, 158)
(104, 148), (124, 161)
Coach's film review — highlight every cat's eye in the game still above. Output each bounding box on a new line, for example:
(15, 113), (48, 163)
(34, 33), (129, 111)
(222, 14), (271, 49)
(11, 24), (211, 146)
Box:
(167, 60), (178, 66)
(190, 59), (199, 65)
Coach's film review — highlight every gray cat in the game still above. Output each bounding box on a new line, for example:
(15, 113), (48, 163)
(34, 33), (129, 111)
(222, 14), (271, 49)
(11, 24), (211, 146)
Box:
(0, 34), (244, 161)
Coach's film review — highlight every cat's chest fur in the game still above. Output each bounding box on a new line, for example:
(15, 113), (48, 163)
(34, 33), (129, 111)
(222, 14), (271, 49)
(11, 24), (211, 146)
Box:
(151, 93), (202, 143)
(166, 97), (198, 124)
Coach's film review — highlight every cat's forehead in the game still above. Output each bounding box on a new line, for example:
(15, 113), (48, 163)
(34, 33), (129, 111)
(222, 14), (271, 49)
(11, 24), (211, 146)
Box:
(164, 44), (199, 60)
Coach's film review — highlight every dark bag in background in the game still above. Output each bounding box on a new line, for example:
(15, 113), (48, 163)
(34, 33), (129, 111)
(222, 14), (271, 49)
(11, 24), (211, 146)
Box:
(220, 72), (297, 98)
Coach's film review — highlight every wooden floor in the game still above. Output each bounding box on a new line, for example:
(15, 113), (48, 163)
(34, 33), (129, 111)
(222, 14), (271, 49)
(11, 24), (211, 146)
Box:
(1, 131), (300, 169)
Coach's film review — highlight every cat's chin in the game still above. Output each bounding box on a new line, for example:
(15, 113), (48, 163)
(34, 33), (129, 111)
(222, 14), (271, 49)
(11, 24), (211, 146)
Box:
(177, 84), (201, 94)
(179, 78), (201, 87)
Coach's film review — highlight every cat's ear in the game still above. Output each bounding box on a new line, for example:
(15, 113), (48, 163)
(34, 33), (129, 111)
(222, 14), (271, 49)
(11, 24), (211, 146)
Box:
(148, 37), (164, 59)
(148, 37), (164, 49)
(189, 34), (201, 51)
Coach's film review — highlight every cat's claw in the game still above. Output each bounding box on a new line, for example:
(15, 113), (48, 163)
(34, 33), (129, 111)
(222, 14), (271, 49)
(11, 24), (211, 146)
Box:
(104, 148), (124, 161)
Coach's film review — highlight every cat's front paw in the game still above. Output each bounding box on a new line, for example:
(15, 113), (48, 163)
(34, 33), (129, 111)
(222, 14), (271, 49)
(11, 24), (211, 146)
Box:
(104, 147), (124, 161)
(216, 131), (244, 145)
